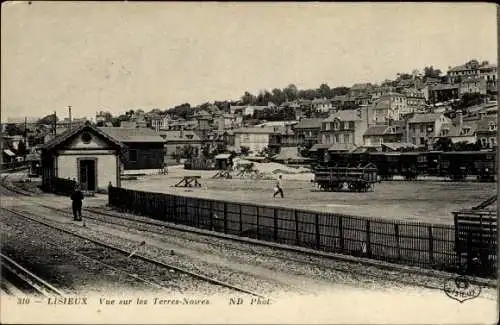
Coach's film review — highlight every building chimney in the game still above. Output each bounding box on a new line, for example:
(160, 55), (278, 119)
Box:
(68, 105), (72, 130)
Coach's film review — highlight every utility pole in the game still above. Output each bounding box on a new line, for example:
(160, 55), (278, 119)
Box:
(53, 111), (57, 136)
(68, 105), (72, 130)
(24, 117), (28, 159)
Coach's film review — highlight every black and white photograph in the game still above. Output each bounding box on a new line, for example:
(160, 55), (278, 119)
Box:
(1, 2), (498, 324)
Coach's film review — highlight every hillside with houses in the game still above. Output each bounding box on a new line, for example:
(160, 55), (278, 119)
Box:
(2, 59), (497, 171)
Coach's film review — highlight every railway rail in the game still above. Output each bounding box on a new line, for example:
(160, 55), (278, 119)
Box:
(1, 252), (64, 297)
(1, 173), (495, 296)
(1, 206), (266, 298)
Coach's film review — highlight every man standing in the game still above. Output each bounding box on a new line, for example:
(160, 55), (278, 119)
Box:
(71, 184), (84, 221)
(273, 175), (284, 198)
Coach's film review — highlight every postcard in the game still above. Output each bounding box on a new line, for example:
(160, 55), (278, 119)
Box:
(1, 2), (498, 324)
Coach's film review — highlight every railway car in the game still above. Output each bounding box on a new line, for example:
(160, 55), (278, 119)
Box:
(313, 163), (378, 192)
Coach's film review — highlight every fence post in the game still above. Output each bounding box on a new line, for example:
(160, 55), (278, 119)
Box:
(366, 220), (372, 258)
(294, 210), (300, 245)
(209, 200), (214, 231)
(274, 208), (279, 241)
(223, 202), (228, 234)
(256, 206), (260, 240)
(315, 213), (321, 250)
(338, 216), (344, 251)
(394, 224), (401, 261)
(428, 225), (434, 265)
(173, 197), (178, 224)
(239, 204), (243, 234)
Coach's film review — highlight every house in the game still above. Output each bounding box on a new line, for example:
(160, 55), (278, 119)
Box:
(151, 114), (173, 131)
(232, 126), (275, 155)
(311, 98), (332, 113)
(402, 88), (426, 113)
(320, 108), (369, 152)
(427, 84), (460, 104)
(349, 83), (373, 98)
(370, 92), (410, 124)
(159, 129), (203, 165)
(99, 127), (165, 171)
(447, 59), (482, 83)
(459, 77), (487, 96)
(363, 124), (404, 147)
(268, 125), (296, 155)
(293, 118), (323, 148)
(479, 63), (498, 93)
(436, 111), (479, 144)
(406, 113), (451, 148)
(40, 122), (123, 193)
(476, 116), (497, 149)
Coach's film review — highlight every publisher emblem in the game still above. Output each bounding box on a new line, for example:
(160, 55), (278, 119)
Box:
(443, 276), (481, 303)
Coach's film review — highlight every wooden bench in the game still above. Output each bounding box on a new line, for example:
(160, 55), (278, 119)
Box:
(174, 176), (202, 188)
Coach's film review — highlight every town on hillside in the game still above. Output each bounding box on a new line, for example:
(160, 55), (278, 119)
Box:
(2, 59), (497, 173)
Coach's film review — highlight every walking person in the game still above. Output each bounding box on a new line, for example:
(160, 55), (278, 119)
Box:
(71, 184), (84, 221)
(273, 175), (284, 199)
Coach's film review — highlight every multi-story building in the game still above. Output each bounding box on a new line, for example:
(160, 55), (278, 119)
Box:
(292, 118), (322, 148)
(427, 84), (460, 104)
(363, 124), (404, 147)
(479, 63), (498, 94)
(406, 113), (451, 148)
(151, 114), (173, 131)
(232, 127), (275, 155)
(447, 59), (482, 83)
(436, 112), (478, 144)
(369, 92), (409, 124)
(402, 89), (426, 113)
(319, 108), (369, 151)
(459, 77), (487, 96)
(476, 116), (497, 149)
(349, 83), (373, 98)
(311, 98), (333, 113)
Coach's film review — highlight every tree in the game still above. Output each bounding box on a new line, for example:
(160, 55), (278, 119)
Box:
(241, 92), (257, 105)
(16, 140), (27, 157)
(283, 84), (298, 101)
(37, 114), (58, 125)
(240, 146), (250, 156)
(318, 83), (332, 99)
(423, 66), (442, 79)
(434, 137), (453, 151)
(5, 124), (24, 136)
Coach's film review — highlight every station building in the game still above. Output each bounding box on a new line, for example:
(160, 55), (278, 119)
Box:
(41, 122), (123, 192)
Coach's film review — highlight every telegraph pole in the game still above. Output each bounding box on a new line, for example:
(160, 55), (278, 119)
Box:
(68, 105), (72, 130)
(53, 111), (57, 136)
(24, 117), (28, 159)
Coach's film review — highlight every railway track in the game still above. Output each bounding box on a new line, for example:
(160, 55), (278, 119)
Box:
(1, 252), (64, 297)
(1, 206), (266, 298)
(1, 174), (495, 295)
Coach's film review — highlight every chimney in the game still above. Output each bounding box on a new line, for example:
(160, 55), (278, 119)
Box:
(457, 110), (463, 128)
(68, 105), (72, 130)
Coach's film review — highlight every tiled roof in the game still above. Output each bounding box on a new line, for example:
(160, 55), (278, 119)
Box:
(99, 127), (165, 143)
(382, 142), (418, 151)
(159, 130), (201, 141)
(439, 121), (479, 137)
(408, 113), (444, 124)
(42, 123), (123, 150)
(364, 125), (390, 136)
(293, 118), (323, 129)
(324, 110), (361, 122)
(309, 143), (330, 151)
(328, 143), (356, 152)
(476, 116), (497, 132)
(232, 127), (275, 134)
(272, 147), (310, 161)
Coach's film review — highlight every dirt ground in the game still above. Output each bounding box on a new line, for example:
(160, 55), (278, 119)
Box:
(121, 166), (497, 225)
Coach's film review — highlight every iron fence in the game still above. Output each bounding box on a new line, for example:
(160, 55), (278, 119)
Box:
(49, 177), (76, 196)
(107, 186), (469, 274)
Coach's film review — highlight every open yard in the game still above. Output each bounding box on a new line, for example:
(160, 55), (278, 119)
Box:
(121, 166), (497, 226)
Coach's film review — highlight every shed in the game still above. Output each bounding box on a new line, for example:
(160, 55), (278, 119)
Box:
(41, 122), (123, 192)
(214, 153), (232, 170)
(99, 127), (166, 171)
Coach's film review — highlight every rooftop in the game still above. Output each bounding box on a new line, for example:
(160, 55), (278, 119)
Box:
(293, 118), (323, 129)
(99, 127), (165, 143)
(408, 113), (445, 124)
(324, 109), (362, 122)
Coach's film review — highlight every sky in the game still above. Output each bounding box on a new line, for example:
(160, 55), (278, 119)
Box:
(1, 2), (497, 121)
